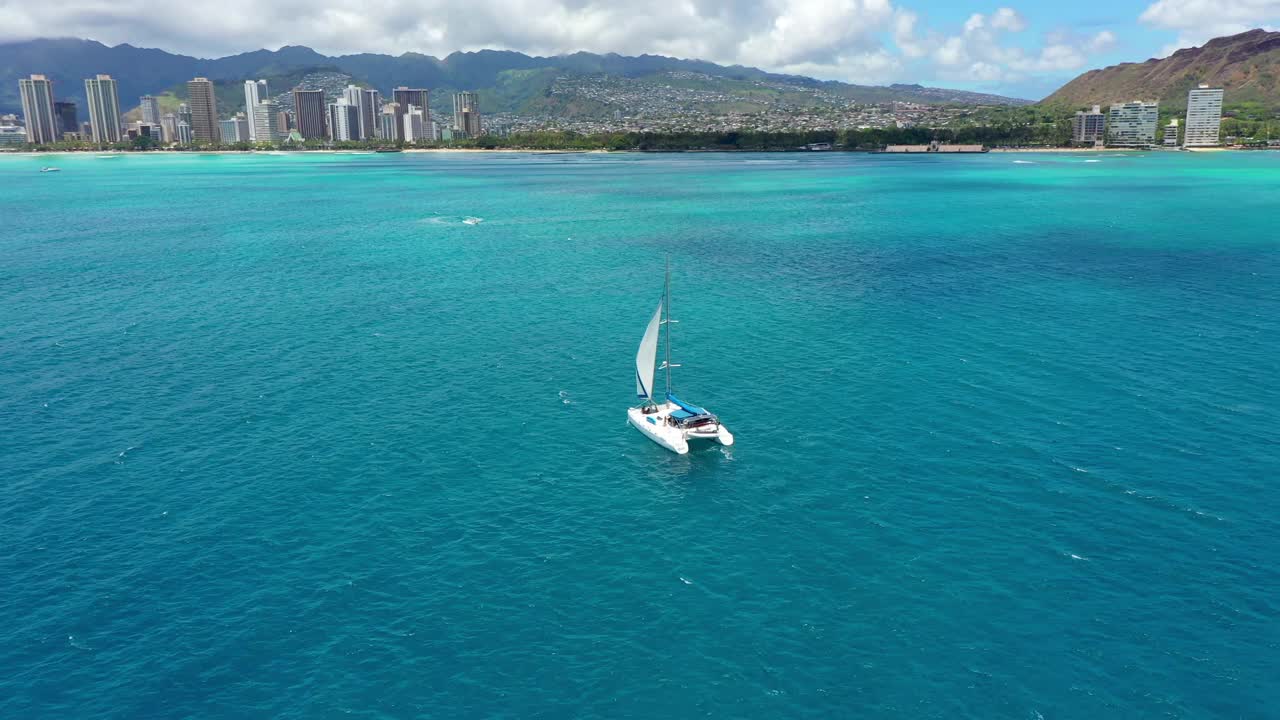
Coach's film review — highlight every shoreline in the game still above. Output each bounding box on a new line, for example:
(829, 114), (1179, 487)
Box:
(1, 146), (1261, 157)
(0, 148), (615, 157)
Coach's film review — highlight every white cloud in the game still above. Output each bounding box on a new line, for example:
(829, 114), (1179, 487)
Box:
(0, 0), (1119, 92)
(1140, 0), (1280, 56)
(892, 9), (929, 58)
(738, 0), (895, 67)
(990, 7), (1027, 32)
(894, 7), (1115, 83)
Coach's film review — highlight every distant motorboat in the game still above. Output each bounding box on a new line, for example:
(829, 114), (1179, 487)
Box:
(462, 216), (484, 225)
(40, 166), (60, 173)
(626, 256), (734, 454)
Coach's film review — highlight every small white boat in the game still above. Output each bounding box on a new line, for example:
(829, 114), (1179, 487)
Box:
(40, 166), (60, 173)
(462, 216), (484, 225)
(626, 258), (733, 454)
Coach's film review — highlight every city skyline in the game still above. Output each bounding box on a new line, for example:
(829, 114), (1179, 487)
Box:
(3, 44), (1245, 149)
(5, 64), (1238, 149)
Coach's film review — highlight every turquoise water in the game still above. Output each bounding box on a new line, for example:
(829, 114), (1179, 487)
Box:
(2, 150), (1277, 718)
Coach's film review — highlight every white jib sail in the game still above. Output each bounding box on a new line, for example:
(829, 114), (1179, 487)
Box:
(635, 299), (663, 400)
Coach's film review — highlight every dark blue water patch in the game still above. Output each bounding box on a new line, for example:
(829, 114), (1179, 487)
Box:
(1, 151), (1278, 719)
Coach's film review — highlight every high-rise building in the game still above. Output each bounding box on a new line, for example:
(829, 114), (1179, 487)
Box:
(178, 102), (192, 127)
(452, 91), (481, 138)
(219, 114), (250, 142)
(54, 101), (79, 135)
(0, 125), (27, 146)
(161, 113), (178, 143)
(187, 78), (220, 143)
(132, 122), (164, 142)
(84, 75), (123, 144)
(18, 74), (58, 144)
(1071, 105), (1105, 146)
(403, 104), (427, 143)
(1106, 101), (1159, 147)
(327, 100), (359, 141)
(252, 100), (280, 143)
(393, 87), (427, 140)
(380, 103), (400, 141)
(176, 122), (193, 145)
(293, 89), (326, 140)
(276, 110), (292, 134)
(362, 89), (381, 139)
(341, 86), (378, 140)
(140, 95), (161, 124)
(335, 86), (384, 140)
(1163, 119), (1179, 147)
(1183, 84), (1223, 147)
(243, 80), (268, 141)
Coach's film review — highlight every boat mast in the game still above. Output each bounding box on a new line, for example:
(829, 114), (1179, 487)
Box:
(663, 254), (672, 398)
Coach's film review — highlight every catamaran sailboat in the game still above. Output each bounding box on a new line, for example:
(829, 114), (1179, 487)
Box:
(627, 259), (734, 454)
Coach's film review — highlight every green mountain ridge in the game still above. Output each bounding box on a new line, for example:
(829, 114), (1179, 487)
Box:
(1, 37), (1030, 119)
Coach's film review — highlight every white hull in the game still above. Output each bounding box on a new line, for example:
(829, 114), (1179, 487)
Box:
(627, 403), (733, 455)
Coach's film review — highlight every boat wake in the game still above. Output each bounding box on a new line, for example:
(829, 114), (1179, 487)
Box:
(423, 215), (485, 226)
(115, 445), (141, 463)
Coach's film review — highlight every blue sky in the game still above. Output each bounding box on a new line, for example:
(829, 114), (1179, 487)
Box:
(1, 0), (1277, 99)
(878, 0), (1148, 97)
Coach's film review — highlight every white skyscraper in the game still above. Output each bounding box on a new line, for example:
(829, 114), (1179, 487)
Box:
(336, 85), (384, 140)
(243, 80), (268, 141)
(380, 103), (400, 141)
(403, 104), (426, 143)
(219, 114), (250, 143)
(341, 86), (369, 140)
(1106, 101), (1159, 147)
(140, 95), (161, 124)
(161, 113), (178, 143)
(1183, 84), (1223, 147)
(252, 100), (280, 143)
(18, 74), (58, 144)
(452, 91), (481, 138)
(327, 100), (358, 141)
(84, 75), (123, 143)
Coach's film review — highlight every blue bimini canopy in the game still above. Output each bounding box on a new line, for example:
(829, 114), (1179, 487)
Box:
(666, 393), (712, 420)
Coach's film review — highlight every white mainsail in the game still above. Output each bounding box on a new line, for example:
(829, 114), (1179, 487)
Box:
(635, 299), (663, 400)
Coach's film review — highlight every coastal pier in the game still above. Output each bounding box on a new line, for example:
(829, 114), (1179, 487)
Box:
(882, 141), (987, 153)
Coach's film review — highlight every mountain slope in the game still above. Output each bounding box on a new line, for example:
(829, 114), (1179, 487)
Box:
(1042, 29), (1280, 109)
(1, 38), (1029, 117)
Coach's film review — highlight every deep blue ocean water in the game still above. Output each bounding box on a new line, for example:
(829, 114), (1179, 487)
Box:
(1, 150), (1277, 719)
